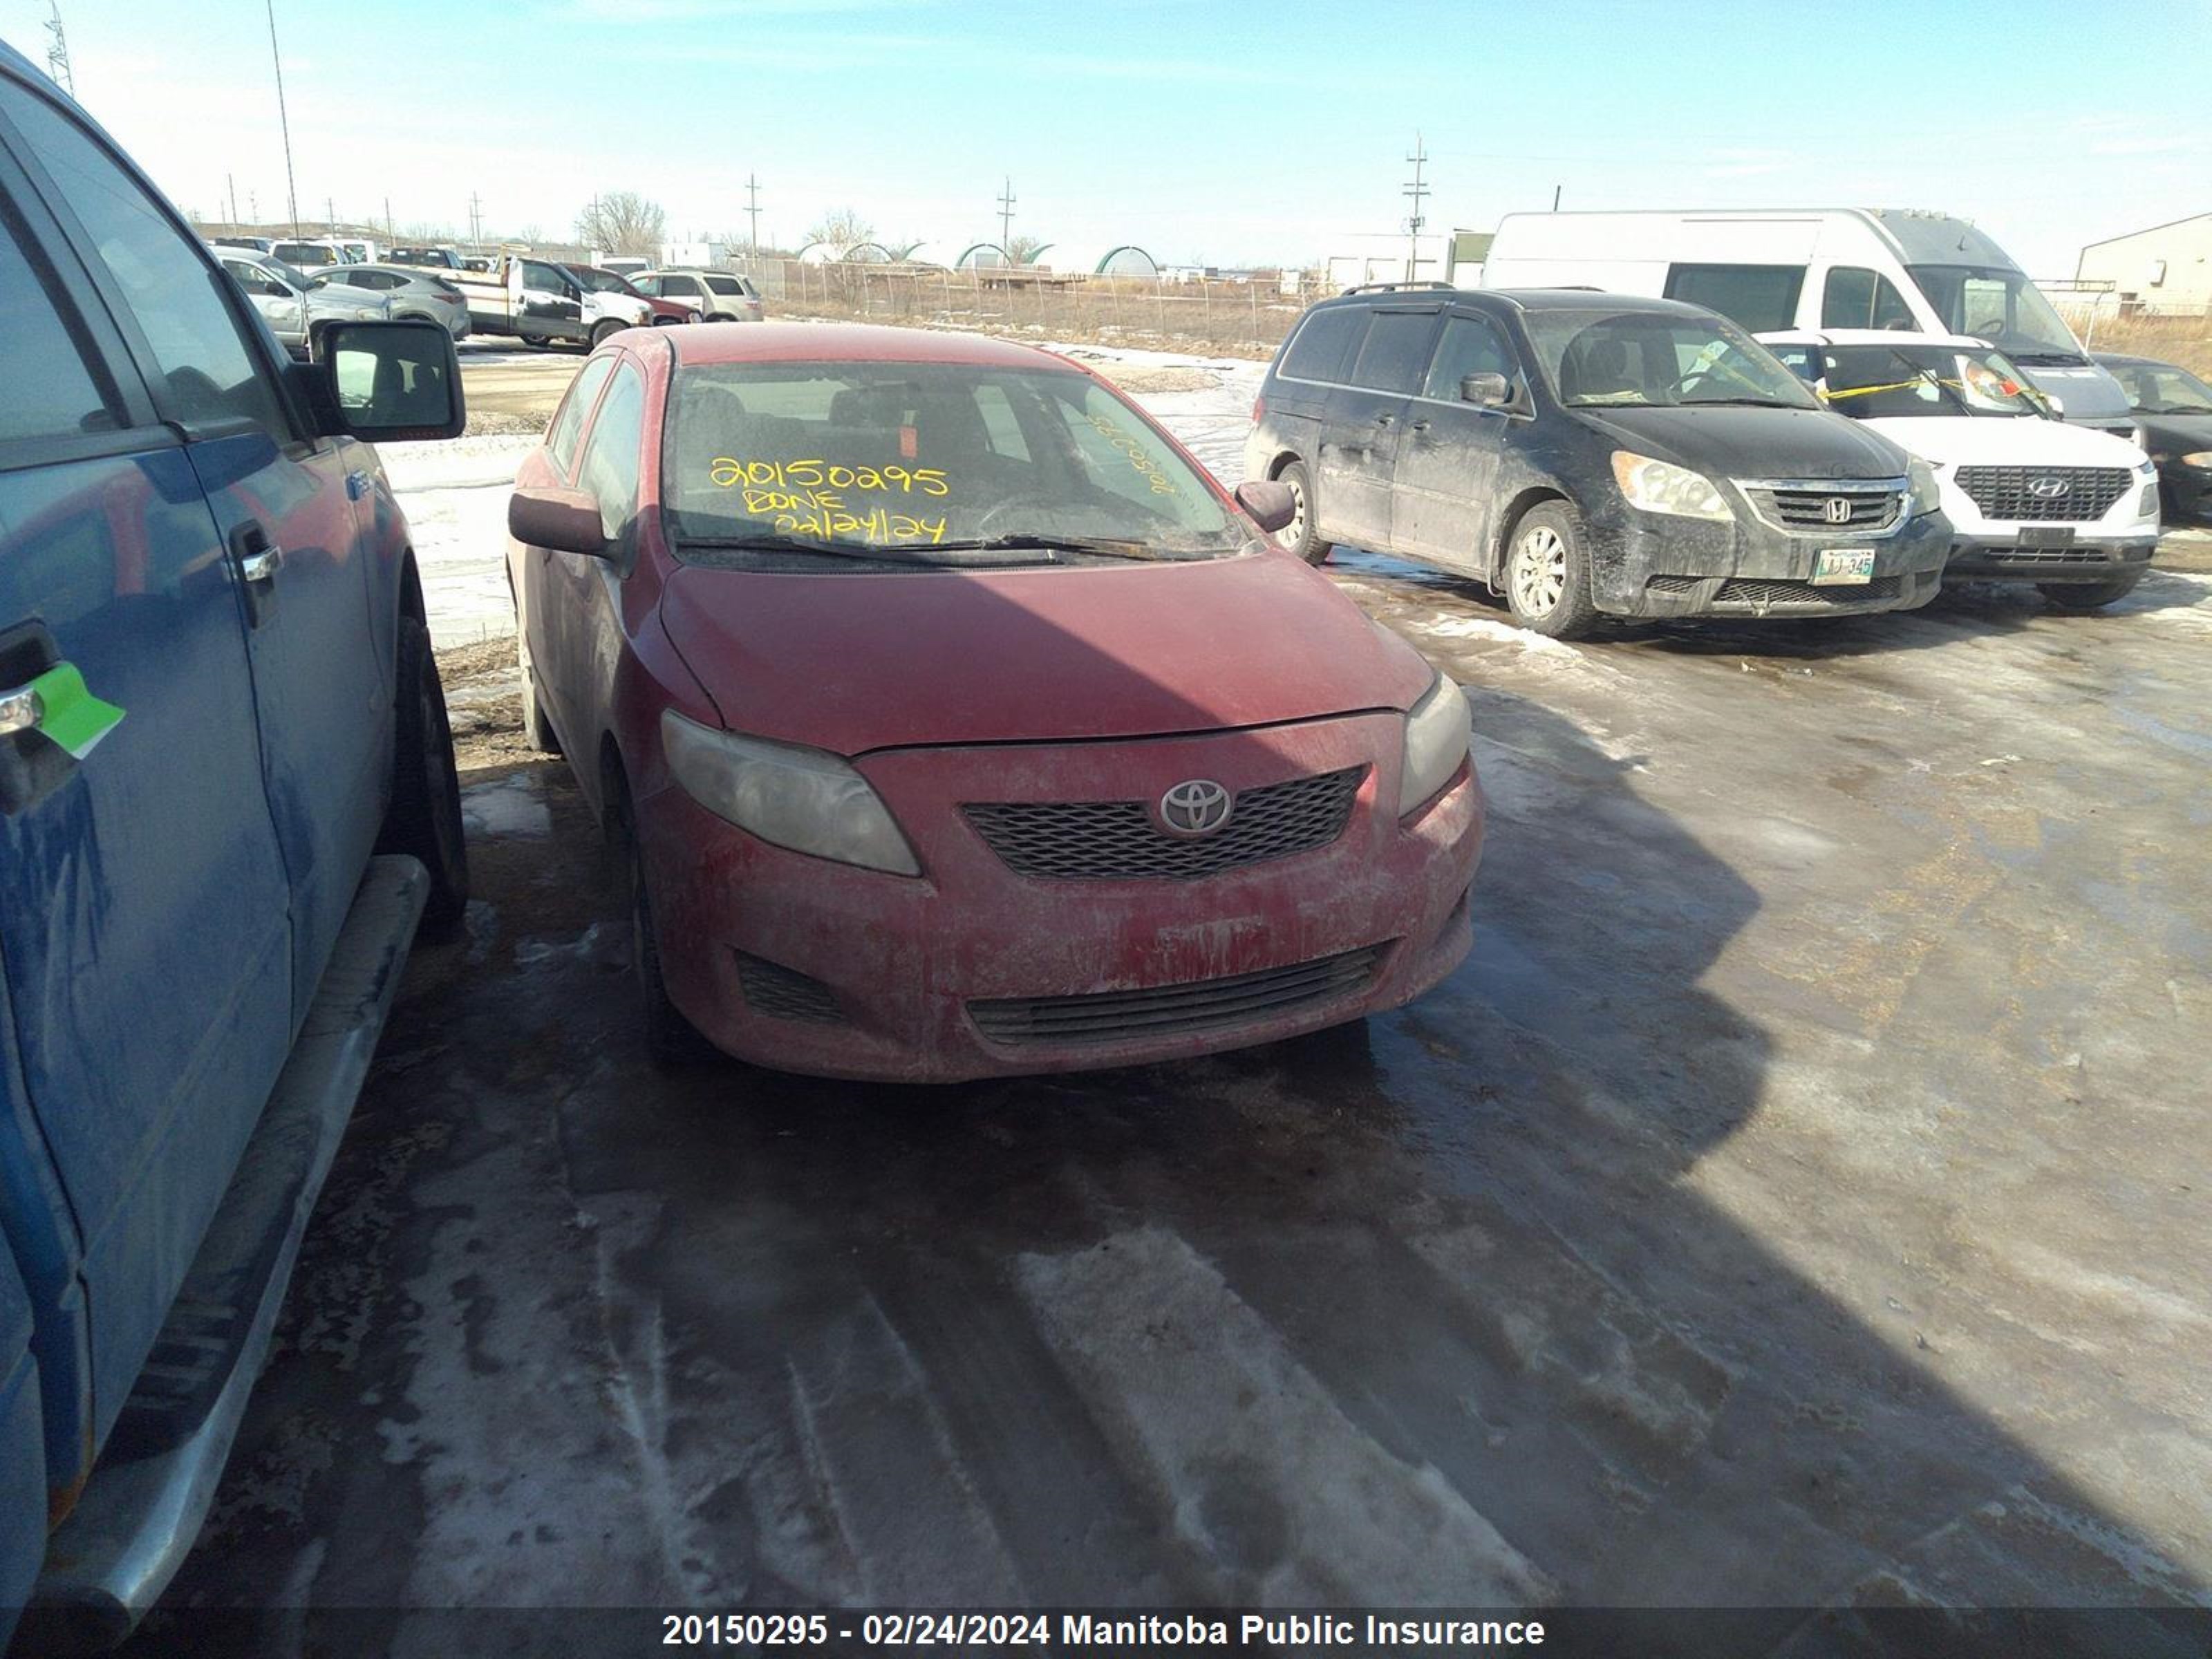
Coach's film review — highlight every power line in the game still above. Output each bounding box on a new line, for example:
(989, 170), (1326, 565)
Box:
(265, 0), (299, 238)
(1403, 132), (1430, 283)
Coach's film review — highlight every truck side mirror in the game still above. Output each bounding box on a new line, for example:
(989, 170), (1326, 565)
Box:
(315, 320), (465, 441)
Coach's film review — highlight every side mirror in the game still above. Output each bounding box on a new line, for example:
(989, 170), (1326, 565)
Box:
(1233, 479), (1297, 535)
(1459, 371), (1513, 408)
(2043, 392), (2065, 417)
(315, 319), (465, 440)
(509, 485), (610, 559)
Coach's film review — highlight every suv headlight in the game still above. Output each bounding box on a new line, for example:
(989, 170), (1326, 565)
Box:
(661, 711), (920, 876)
(1399, 671), (1470, 816)
(1611, 451), (1732, 521)
(2182, 452), (2212, 470)
(1908, 458), (1942, 516)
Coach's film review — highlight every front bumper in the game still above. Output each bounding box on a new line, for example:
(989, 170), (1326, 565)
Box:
(1943, 534), (2158, 583)
(638, 713), (1483, 1082)
(1589, 503), (1952, 619)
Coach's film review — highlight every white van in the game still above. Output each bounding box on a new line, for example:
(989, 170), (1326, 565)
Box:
(1480, 209), (2134, 434)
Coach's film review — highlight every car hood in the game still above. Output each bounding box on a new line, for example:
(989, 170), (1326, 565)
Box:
(2011, 361), (2131, 425)
(2135, 412), (2212, 455)
(1857, 414), (2149, 469)
(1573, 404), (1911, 480)
(659, 552), (1434, 754)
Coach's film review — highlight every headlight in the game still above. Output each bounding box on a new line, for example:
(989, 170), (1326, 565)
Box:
(1611, 451), (1732, 521)
(2177, 451), (2212, 469)
(352, 306), (383, 320)
(1399, 671), (1470, 816)
(1908, 458), (1942, 516)
(661, 711), (919, 876)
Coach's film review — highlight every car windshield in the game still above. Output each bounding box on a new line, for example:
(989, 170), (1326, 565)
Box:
(1817, 343), (2048, 419)
(1522, 310), (1817, 410)
(1906, 265), (2082, 363)
(2111, 362), (2212, 416)
(663, 359), (1244, 568)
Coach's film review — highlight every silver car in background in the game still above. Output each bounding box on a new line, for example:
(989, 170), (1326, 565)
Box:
(311, 262), (473, 340)
(209, 246), (393, 356)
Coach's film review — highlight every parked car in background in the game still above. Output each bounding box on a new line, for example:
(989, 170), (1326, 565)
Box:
(208, 232), (273, 254)
(270, 237), (344, 268)
(538, 261), (653, 341)
(388, 243), (465, 270)
(569, 260), (696, 325)
(1, 39), (468, 1647)
(2097, 352), (2212, 525)
(630, 267), (765, 321)
(312, 261), (474, 340)
(1761, 330), (2160, 610)
(438, 254), (594, 348)
(209, 245), (395, 357)
(1479, 209), (2137, 436)
(1246, 286), (1950, 637)
(597, 254), (650, 278)
(330, 236), (377, 264)
(506, 323), (1481, 1078)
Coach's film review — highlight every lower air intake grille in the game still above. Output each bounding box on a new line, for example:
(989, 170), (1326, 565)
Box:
(964, 767), (1365, 882)
(1716, 575), (1902, 606)
(735, 953), (843, 1024)
(969, 944), (1388, 1047)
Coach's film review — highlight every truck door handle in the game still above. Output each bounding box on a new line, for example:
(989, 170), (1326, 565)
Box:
(228, 519), (283, 626)
(1409, 418), (1432, 434)
(0, 622), (125, 814)
(1373, 412), (1396, 427)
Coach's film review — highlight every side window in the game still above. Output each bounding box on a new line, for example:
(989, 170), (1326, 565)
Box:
(1346, 310), (1440, 395)
(1822, 266), (1914, 329)
(1422, 315), (1515, 400)
(222, 259), (279, 294)
(3, 82), (287, 435)
(665, 276), (702, 298)
(0, 196), (116, 444)
(1768, 343), (1818, 382)
(575, 363), (646, 550)
(1664, 263), (1806, 332)
(1280, 306), (1363, 383)
(547, 353), (616, 476)
(522, 260), (570, 293)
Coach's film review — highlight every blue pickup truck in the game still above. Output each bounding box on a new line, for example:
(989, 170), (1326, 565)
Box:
(1, 43), (468, 1647)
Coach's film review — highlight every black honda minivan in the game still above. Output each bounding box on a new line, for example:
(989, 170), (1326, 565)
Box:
(1244, 286), (1953, 638)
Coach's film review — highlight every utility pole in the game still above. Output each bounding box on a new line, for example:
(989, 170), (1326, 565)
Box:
(265, 0), (300, 238)
(745, 174), (762, 267)
(1402, 133), (1430, 283)
(248, 188), (259, 223)
(44, 3), (73, 94)
(469, 192), (483, 247)
(996, 176), (1016, 256)
(326, 195), (336, 234)
(384, 195), (393, 241)
(227, 173), (240, 227)
(1551, 183), (1562, 212)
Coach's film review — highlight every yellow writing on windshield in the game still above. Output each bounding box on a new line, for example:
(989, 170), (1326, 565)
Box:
(709, 458), (950, 496)
(1082, 415), (1183, 497)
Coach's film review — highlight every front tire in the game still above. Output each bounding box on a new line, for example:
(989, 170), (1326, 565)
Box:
(519, 332), (548, 348)
(1273, 459), (1332, 565)
(588, 319), (622, 350)
(377, 614), (469, 933)
(1503, 503), (1600, 639)
(2038, 572), (2144, 611)
(611, 778), (704, 1069)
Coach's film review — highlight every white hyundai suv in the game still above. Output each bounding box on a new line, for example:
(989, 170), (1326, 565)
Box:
(1761, 330), (2160, 611)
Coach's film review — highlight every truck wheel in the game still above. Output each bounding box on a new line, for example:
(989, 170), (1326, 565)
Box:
(377, 614), (469, 933)
(519, 332), (548, 348)
(1273, 459), (1332, 565)
(1503, 503), (1601, 640)
(589, 319), (622, 350)
(2038, 572), (2144, 611)
(610, 775), (704, 1069)
(515, 627), (561, 754)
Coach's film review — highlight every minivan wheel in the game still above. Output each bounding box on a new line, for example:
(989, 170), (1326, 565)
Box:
(2038, 572), (2143, 611)
(1273, 460), (1333, 565)
(377, 615), (470, 933)
(1503, 503), (1600, 640)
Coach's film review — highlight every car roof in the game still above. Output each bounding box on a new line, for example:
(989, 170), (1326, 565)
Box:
(661, 320), (1084, 373)
(1757, 328), (1991, 350)
(1323, 287), (1723, 321)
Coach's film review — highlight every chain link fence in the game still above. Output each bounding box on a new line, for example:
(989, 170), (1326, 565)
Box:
(738, 259), (1325, 359)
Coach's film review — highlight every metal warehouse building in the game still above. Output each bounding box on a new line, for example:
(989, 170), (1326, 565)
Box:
(2075, 212), (2212, 314)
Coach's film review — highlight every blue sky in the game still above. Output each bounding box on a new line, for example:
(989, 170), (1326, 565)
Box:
(10, 0), (2209, 274)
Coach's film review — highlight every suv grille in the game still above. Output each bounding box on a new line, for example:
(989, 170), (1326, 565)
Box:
(1741, 483), (1902, 533)
(964, 766), (1365, 882)
(1954, 466), (2130, 523)
(969, 945), (1388, 1047)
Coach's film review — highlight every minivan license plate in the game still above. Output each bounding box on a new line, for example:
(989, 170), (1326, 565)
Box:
(1812, 550), (1876, 585)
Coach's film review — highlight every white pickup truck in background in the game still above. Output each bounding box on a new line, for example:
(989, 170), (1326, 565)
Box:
(391, 252), (649, 349)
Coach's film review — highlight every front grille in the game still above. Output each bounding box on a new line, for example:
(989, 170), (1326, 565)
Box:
(969, 944), (1389, 1047)
(1954, 467), (2130, 523)
(1714, 575), (1902, 606)
(735, 953), (843, 1024)
(964, 766), (1365, 882)
(1973, 547), (2119, 566)
(1742, 483), (1902, 533)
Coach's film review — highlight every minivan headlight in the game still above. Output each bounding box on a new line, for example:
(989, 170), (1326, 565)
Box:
(2183, 451), (2212, 470)
(1399, 671), (1471, 816)
(1611, 451), (1732, 521)
(661, 710), (920, 876)
(1908, 458), (1942, 516)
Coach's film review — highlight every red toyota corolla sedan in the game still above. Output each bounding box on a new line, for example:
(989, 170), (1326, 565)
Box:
(506, 322), (1483, 1081)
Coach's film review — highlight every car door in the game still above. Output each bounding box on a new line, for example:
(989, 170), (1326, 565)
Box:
(545, 357), (646, 752)
(516, 258), (583, 339)
(517, 352), (617, 749)
(222, 255), (306, 350)
(1391, 310), (1523, 574)
(0, 86), (295, 1465)
(1318, 306), (1438, 552)
(660, 273), (704, 311)
(10, 86), (393, 1024)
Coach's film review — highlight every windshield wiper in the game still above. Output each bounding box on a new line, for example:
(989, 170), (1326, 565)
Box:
(675, 533), (1060, 568)
(2003, 350), (2088, 367)
(879, 533), (1170, 561)
(1683, 396), (1803, 409)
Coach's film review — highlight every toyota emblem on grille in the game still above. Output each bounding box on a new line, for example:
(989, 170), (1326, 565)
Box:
(1821, 496), (1853, 525)
(2028, 474), (2071, 498)
(1159, 779), (1233, 837)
